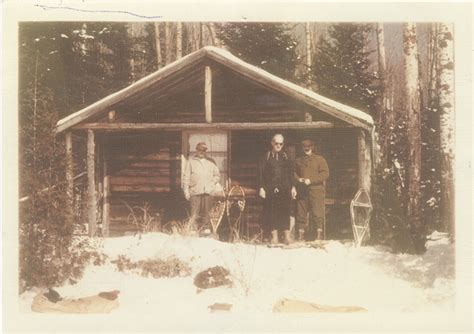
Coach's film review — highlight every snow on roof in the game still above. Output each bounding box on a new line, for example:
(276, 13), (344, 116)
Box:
(56, 46), (373, 133)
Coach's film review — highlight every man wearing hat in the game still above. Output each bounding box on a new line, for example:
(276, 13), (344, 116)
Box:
(183, 142), (221, 232)
(294, 139), (329, 241)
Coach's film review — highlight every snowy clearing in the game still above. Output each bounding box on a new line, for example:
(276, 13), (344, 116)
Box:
(20, 232), (455, 318)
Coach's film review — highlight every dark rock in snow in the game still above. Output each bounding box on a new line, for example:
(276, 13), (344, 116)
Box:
(43, 288), (62, 303)
(194, 266), (232, 289)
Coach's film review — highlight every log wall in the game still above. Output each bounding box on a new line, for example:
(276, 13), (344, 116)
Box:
(98, 129), (359, 239)
(104, 132), (186, 235)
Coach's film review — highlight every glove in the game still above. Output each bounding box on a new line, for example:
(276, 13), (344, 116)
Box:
(184, 190), (190, 201)
(304, 179), (311, 186)
(259, 188), (266, 199)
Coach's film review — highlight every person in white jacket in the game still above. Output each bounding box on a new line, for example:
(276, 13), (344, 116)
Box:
(182, 142), (221, 231)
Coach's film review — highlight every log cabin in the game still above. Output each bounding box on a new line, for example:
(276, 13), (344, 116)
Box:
(56, 46), (375, 239)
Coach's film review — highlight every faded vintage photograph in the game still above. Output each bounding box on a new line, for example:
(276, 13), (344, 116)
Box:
(10, 10), (467, 331)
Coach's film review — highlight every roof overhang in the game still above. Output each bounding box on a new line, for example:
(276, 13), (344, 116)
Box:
(56, 46), (374, 134)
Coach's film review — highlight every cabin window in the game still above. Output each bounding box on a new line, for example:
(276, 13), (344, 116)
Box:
(182, 131), (229, 188)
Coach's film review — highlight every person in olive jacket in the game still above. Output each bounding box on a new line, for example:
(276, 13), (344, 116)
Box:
(294, 139), (329, 241)
(258, 134), (297, 245)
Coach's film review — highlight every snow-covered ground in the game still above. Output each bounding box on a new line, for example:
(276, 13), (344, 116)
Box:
(20, 231), (455, 319)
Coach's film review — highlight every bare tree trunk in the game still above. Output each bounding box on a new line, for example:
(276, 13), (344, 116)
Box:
(191, 23), (199, 51)
(375, 23), (391, 162)
(199, 22), (204, 48)
(165, 22), (172, 64)
(376, 23), (388, 120)
(128, 24), (136, 82)
(402, 23), (422, 234)
(33, 51), (39, 169)
(176, 22), (183, 59)
(428, 23), (441, 107)
(305, 22), (312, 87)
(80, 23), (88, 56)
(154, 22), (162, 69)
(437, 23), (455, 236)
(206, 23), (218, 46)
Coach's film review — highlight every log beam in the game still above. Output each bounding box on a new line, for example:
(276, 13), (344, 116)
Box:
(87, 130), (97, 237)
(75, 121), (337, 131)
(205, 66), (212, 123)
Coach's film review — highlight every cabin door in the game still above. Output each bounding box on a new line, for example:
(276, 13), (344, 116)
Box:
(181, 131), (229, 188)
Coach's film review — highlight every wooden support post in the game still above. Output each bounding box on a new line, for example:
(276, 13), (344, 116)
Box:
(102, 175), (110, 237)
(65, 132), (74, 225)
(357, 130), (372, 192)
(108, 110), (116, 122)
(205, 66), (212, 123)
(87, 130), (97, 237)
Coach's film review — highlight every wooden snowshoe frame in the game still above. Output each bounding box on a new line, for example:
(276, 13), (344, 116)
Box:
(350, 188), (372, 247)
(226, 185), (246, 239)
(209, 189), (227, 235)
(208, 185), (247, 236)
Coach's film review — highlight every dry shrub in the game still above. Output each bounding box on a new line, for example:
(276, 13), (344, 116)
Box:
(112, 255), (191, 279)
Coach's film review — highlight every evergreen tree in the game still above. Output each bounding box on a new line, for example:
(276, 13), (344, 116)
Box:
(216, 23), (300, 81)
(313, 23), (379, 115)
(18, 22), (130, 289)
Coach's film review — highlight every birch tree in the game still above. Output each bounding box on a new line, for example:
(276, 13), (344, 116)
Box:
(165, 22), (172, 64)
(176, 22), (183, 59)
(375, 22), (391, 161)
(154, 22), (162, 69)
(402, 23), (422, 234)
(305, 22), (312, 87)
(207, 23), (218, 46)
(437, 23), (455, 235)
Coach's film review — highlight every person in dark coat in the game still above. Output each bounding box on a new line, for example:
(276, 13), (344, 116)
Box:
(294, 139), (329, 241)
(258, 134), (297, 244)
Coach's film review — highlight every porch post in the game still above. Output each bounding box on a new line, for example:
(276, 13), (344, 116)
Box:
(205, 66), (212, 123)
(87, 129), (97, 236)
(65, 131), (74, 225)
(102, 175), (110, 237)
(357, 129), (372, 193)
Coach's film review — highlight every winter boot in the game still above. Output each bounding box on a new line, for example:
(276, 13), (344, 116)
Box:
(297, 229), (305, 242)
(283, 230), (291, 245)
(270, 230), (279, 244)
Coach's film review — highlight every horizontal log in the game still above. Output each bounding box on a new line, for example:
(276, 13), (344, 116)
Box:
(153, 109), (305, 117)
(111, 185), (173, 193)
(108, 154), (180, 162)
(108, 221), (141, 232)
(231, 163), (258, 168)
(110, 176), (178, 186)
(120, 161), (174, 168)
(114, 169), (176, 177)
(74, 121), (337, 131)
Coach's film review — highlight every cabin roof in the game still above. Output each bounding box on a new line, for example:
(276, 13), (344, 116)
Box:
(56, 46), (374, 133)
